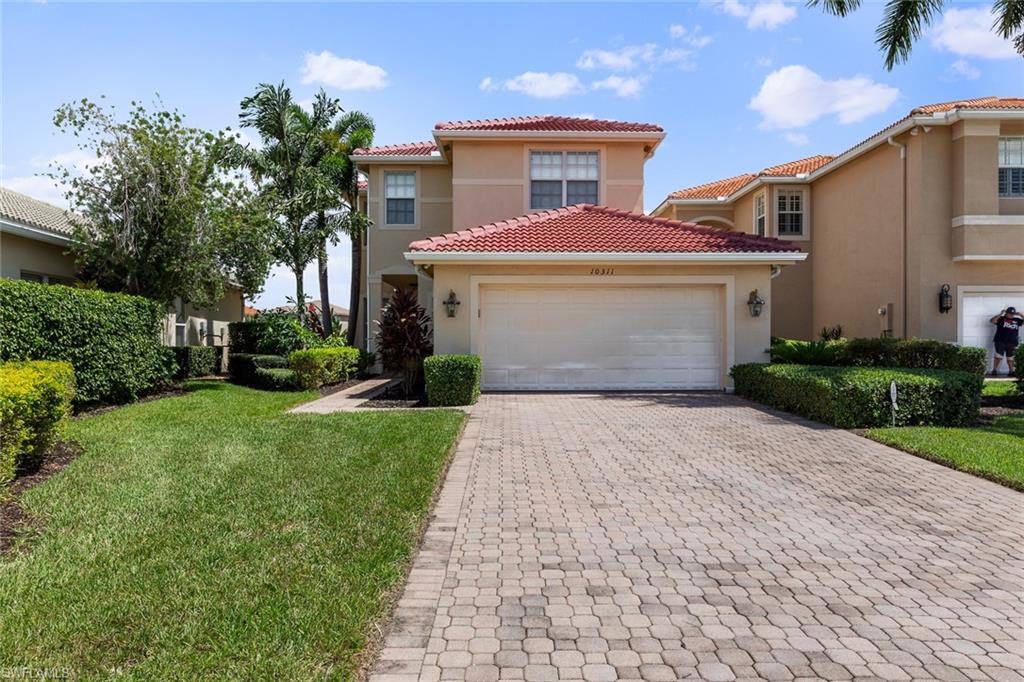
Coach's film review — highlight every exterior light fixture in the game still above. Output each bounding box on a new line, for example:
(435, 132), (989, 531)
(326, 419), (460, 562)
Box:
(443, 290), (461, 318)
(747, 289), (765, 317)
(938, 283), (953, 314)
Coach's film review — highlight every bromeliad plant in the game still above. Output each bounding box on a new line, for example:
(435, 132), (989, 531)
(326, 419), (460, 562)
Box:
(374, 288), (432, 396)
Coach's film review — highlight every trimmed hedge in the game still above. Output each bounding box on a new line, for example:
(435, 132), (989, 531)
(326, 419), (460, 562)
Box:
(253, 367), (301, 391)
(842, 337), (986, 375)
(0, 360), (76, 487)
(731, 363), (982, 428)
(0, 279), (170, 404)
(288, 347), (361, 390)
(424, 355), (482, 407)
(1016, 345), (1024, 390)
(173, 346), (218, 379)
(227, 353), (288, 386)
(228, 314), (304, 356)
(770, 338), (846, 365)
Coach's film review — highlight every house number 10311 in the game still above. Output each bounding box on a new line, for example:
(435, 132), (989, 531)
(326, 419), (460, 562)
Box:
(590, 267), (615, 276)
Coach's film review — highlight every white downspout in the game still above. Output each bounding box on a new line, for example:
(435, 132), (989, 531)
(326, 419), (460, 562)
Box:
(887, 134), (908, 338)
(770, 265), (782, 279)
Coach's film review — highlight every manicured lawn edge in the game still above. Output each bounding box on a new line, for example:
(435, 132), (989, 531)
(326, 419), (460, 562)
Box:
(862, 429), (1024, 493)
(352, 410), (469, 678)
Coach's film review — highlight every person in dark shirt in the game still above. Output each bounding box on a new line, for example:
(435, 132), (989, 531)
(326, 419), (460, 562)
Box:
(989, 306), (1023, 375)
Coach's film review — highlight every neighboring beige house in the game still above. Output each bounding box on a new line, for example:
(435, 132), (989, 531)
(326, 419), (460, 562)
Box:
(651, 97), (1024, 365)
(0, 186), (244, 348)
(353, 116), (806, 390)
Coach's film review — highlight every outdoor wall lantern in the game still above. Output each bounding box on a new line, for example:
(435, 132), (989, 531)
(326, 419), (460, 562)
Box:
(938, 283), (953, 314)
(747, 289), (765, 317)
(443, 290), (461, 318)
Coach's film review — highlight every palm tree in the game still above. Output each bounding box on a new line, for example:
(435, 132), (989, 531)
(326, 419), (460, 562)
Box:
(809, 0), (1023, 69)
(235, 83), (342, 320)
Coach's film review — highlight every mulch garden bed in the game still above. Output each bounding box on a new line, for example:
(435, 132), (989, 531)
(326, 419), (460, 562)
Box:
(74, 384), (189, 419)
(1, 440), (82, 556)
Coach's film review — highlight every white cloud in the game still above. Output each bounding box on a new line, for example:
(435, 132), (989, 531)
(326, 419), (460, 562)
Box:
(749, 65), (900, 129)
(949, 59), (981, 81)
(577, 43), (689, 71)
(669, 24), (714, 49)
(592, 75), (647, 98)
(669, 24), (685, 38)
(756, 56), (774, 67)
(299, 51), (388, 90)
(483, 72), (586, 99)
(784, 132), (810, 146)
(707, 0), (797, 30)
(4, 175), (69, 208)
(931, 8), (1017, 60)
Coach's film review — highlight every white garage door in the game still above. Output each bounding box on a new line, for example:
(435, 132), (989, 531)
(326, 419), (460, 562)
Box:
(478, 285), (723, 390)
(961, 288), (1024, 363)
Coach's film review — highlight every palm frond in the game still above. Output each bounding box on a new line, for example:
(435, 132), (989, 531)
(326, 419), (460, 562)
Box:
(875, 0), (945, 70)
(806, 0), (862, 17)
(992, 0), (1024, 56)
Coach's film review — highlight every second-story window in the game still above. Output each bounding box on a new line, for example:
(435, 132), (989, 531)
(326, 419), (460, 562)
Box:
(754, 192), (766, 237)
(999, 137), (1024, 198)
(776, 189), (804, 237)
(530, 151), (599, 210)
(385, 172), (415, 225)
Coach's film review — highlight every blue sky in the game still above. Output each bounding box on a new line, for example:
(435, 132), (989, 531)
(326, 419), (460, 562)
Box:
(3, 1), (1021, 308)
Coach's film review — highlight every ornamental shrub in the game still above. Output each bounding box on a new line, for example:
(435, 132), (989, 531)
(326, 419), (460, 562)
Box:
(172, 346), (218, 378)
(842, 337), (986, 375)
(0, 279), (170, 404)
(770, 338), (847, 366)
(228, 313), (306, 356)
(253, 367), (302, 391)
(227, 353), (288, 385)
(424, 355), (482, 407)
(288, 347), (361, 390)
(731, 363), (981, 428)
(1015, 345), (1024, 391)
(0, 360), (76, 488)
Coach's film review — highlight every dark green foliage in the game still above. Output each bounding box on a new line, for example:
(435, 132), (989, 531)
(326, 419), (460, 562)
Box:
(288, 347), (361, 389)
(253, 367), (302, 391)
(172, 346), (218, 378)
(424, 355), (482, 407)
(0, 280), (171, 405)
(227, 353), (288, 386)
(0, 360), (76, 488)
(843, 337), (986, 375)
(228, 313), (306, 356)
(731, 363), (982, 428)
(1016, 345), (1024, 391)
(770, 338), (847, 365)
(819, 325), (844, 341)
(375, 288), (432, 395)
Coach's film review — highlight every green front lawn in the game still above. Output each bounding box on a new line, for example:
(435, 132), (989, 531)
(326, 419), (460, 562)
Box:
(0, 381), (465, 679)
(867, 413), (1024, 491)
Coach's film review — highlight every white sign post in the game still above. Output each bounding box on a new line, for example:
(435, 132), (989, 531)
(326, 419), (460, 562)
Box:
(889, 380), (899, 427)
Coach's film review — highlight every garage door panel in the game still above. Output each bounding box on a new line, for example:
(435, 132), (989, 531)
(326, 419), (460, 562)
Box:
(962, 290), (1024, 365)
(479, 284), (723, 390)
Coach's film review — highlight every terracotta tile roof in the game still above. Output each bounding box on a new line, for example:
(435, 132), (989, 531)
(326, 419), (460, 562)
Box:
(760, 154), (835, 176)
(351, 141), (439, 157)
(669, 173), (758, 200)
(409, 204), (800, 254)
(434, 115), (663, 133)
(911, 97), (1024, 114)
(0, 185), (77, 237)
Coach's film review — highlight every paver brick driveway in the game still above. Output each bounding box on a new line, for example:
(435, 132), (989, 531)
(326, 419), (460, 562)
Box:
(370, 393), (1024, 682)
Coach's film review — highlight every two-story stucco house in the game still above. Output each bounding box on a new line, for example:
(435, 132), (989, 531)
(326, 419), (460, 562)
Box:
(353, 116), (806, 391)
(0, 185), (245, 348)
(651, 97), (1024, 366)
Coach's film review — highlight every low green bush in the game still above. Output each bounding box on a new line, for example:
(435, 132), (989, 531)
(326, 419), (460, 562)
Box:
(228, 313), (304, 356)
(0, 360), (76, 487)
(731, 363), (981, 428)
(842, 337), (986, 375)
(1016, 345), (1024, 391)
(288, 347), (361, 390)
(770, 338), (847, 365)
(253, 367), (301, 391)
(0, 279), (170, 404)
(424, 355), (482, 407)
(173, 346), (218, 378)
(227, 353), (288, 385)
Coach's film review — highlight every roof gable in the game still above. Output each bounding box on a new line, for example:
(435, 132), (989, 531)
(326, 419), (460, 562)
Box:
(0, 186), (77, 238)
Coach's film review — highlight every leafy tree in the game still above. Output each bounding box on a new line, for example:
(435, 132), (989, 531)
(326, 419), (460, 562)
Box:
(51, 98), (273, 309)
(235, 84), (343, 322)
(809, 0), (1023, 69)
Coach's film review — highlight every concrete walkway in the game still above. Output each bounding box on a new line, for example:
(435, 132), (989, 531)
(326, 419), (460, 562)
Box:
(287, 377), (400, 414)
(369, 392), (1023, 682)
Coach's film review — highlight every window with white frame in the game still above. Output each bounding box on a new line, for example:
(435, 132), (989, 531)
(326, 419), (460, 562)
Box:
(999, 137), (1024, 198)
(530, 151), (599, 210)
(776, 189), (804, 236)
(384, 172), (415, 225)
(754, 192), (766, 237)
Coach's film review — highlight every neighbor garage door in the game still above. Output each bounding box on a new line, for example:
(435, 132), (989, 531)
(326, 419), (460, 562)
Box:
(478, 284), (723, 390)
(961, 288), (1024, 365)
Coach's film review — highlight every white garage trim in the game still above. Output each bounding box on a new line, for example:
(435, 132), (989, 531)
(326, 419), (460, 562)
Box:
(957, 285), (1024, 345)
(468, 275), (735, 389)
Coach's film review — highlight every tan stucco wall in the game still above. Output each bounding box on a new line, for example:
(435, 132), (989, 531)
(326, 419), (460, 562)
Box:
(161, 288), (245, 347)
(450, 140), (646, 230)
(426, 262), (776, 388)
(0, 232), (77, 281)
